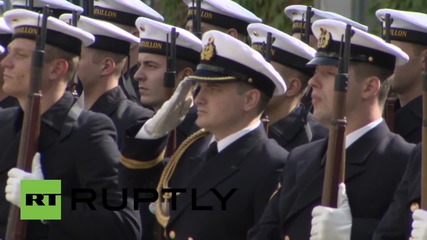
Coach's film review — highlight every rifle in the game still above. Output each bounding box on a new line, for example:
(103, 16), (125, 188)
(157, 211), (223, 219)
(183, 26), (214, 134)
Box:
(192, 0), (202, 39)
(157, 27), (179, 240)
(421, 56), (427, 209)
(5, 6), (49, 240)
(321, 24), (352, 207)
(383, 13), (397, 132)
(300, 6), (315, 141)
(83, 0), (94, 17)
(69, 10), (80, 100)
(261, 32), (273, 134)
(164, 29), (179, 165)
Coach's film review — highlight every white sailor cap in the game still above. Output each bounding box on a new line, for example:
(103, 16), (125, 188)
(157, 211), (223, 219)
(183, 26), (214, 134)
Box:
(375, 9), (427, 46)
(136, 17), (203, 65)
(189, 30), (286, 97)
(307, 19), (408, 71)
(12, 0), (83, 18)
(284, 5), (368, 36)
(4, 9), (94, 56)
(93, 0), (163, 27)
(60, 14), (139, 55)
(183, 0), (262, 35)
(248, 23), (316, 73)
(0, 18), (12, 47)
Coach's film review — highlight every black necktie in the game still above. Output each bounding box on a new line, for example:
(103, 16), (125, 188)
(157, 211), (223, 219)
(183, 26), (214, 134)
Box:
(206, 141), (218, 160)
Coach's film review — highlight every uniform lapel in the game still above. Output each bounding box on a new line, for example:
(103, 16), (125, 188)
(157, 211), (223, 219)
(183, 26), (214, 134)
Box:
(284, 139), (327, 221)
(168, 126), (266, 226)
(345, 122), (389, 181)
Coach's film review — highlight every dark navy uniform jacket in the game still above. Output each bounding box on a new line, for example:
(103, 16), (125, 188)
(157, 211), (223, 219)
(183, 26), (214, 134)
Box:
(394, 95), (422, 144)
(373, 144), (423, 240)
(89, 86), (153, 149)
(248, 122), (414, 240)
(268, 105), (328, 151)
(0, 93), (141, 240)
(121, 125), (288, 240)
(0, 96), (19, 109)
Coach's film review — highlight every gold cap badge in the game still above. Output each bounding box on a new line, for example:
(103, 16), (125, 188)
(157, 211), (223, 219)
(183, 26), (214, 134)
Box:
(200, 37), (216, 61)
(317, 27), (331, 49)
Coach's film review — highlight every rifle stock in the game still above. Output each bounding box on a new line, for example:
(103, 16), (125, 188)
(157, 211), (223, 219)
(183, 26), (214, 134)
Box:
(321, 24), (352, 207)
(5, 6), (49, 240)
(421, 56), (427, 209)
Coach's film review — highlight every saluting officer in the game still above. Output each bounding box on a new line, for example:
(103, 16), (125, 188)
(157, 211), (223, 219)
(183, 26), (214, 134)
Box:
(59, 14), (153, 149)
(374, 9), (427, 144)
(121, 30), (288, 240)
(248, 23), (328, 151)
(248, 19), (415, 240)
(91, 0), (164, 105)
(0, 9), (140, 239)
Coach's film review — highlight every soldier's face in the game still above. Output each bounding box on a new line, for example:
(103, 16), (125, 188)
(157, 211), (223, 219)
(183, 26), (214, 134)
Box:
(78, 47), (101, 87)
(308, 65), (338, 126)
(134, 53), (167, 112)
(391, 40), (424, 94)
(1, 39), (35, 99)
(185, 20), (219, 36)
(195, 82), (248, 139)
(308, 65), (361, 127)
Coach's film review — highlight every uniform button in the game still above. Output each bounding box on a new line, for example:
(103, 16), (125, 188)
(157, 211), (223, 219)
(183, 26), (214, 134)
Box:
(284, 236), (290, 240)
(169, 230), (176, 239)
(411, 202), (419, 212)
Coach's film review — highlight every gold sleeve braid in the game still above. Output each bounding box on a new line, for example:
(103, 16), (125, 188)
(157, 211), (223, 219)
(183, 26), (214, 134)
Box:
(155, 128), (210, 227)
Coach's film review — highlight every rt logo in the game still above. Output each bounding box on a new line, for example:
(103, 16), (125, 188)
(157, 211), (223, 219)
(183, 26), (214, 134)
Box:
(20, 180), (61, 220)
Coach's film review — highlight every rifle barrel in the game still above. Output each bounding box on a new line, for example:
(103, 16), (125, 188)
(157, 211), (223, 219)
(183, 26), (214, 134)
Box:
(321, 24), (352, 207)
(5, 7), (49, 240)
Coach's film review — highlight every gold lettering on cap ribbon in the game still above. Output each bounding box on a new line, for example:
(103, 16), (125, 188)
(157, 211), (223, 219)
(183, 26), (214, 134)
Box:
(93, 8), (118, 19)
(15, 26), (38, 36)
(140, 41), (163, 49)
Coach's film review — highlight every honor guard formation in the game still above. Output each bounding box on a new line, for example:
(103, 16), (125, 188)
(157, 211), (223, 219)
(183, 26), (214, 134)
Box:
(0, 1), (427, 240)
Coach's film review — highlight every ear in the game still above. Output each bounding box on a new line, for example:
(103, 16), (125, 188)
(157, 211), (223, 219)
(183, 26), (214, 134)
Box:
(46, 59), (68, 81)
(176, 67), (193, 85)
(284, 77), (302, 97)
(100, 57), (116, 76)
(243, 88), (261, 112)
(361, 76), (381, 100)
(420, 49), (427, 70)
(226, 28), (239, 39)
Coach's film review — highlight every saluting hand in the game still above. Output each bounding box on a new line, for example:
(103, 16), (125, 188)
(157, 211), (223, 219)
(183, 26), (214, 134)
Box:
(310, 183), (352, 240)
(5, 153), (44, 207)
(136, 77), (194, 139)
(411, 209), (427, 239)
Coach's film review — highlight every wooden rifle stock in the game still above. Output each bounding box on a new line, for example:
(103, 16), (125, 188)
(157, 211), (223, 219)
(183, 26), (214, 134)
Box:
(421, 56), (427, 209)
(321, 25), (352, 207)
(5, 7), (49, 240)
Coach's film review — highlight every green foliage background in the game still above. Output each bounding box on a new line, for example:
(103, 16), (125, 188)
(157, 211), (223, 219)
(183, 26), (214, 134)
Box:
(153, 0), (313, 33)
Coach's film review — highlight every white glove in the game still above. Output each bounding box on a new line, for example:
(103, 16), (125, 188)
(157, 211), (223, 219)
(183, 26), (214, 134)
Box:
(5, 153), (44, 207)
(136, 78), (194, 139)
(411, 209), (427, 239)
(310, 183), (352, 240)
